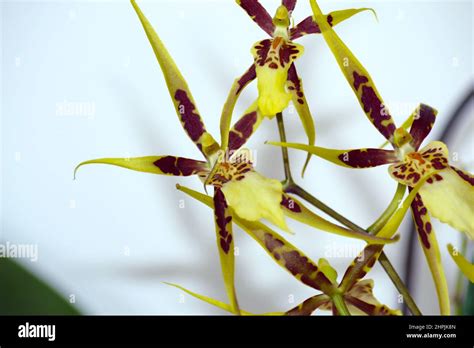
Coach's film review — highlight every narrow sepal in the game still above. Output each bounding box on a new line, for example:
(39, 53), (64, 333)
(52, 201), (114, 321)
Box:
(447, 244), (474, 282)
(75, 156), (207, 178)
(131, 0), (219, 158)
(267, 142), (397, 168)
(236, 0), (274, 36)
(410, 192), (450, 314)
(213, 188), (240, 314)
(281, 194), (399, 244)
(309, 1), (396, 142)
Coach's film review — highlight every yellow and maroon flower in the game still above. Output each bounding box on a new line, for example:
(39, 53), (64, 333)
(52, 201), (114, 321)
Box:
(76, 0), (397, 316)
(220, 0), (374, 174)
(159, 191), (401, 316)
(269, 0), (474, 314)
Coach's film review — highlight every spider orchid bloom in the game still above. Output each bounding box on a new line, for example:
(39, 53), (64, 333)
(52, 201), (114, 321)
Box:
(220, 0), (374, 173)
(163, 188), (402, 316)
(75, 0), (395, 316)
(270, 0), (474, 314)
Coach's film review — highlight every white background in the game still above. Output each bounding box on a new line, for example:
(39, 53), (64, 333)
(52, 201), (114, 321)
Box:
(1, 0), (473, 314)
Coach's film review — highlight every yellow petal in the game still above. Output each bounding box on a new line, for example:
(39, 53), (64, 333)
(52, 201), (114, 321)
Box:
(447, 244), (474, 282)
(252, 40), (304, 117)
(318, 258), (338, 284)
(221, 171), (289, 231)
(420, 167), (474, 239)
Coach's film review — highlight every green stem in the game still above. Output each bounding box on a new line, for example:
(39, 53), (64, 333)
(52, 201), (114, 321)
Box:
(276, 113), (294, 186)
(332, 293), (350, 316)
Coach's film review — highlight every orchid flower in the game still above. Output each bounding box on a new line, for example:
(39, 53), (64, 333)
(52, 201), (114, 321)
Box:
(220, 0), (374, 173)
(268, 0), (474, 314)
(168, 185), (406, 316)
(75, 0), (396, 316)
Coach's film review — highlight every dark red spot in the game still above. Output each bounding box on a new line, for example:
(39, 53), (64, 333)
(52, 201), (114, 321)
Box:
(337, 149), (395, 168)
(352, 71), (369, 91)
(228, 111), (258, 152)
(174, 89), (205, 142)
(280, 195), (302, 213)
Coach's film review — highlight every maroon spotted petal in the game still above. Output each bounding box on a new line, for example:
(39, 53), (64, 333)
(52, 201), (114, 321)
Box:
(154, 156), (208, 176)
(282, 0), (297, 12)
(290, 16), (321, 40)
(409, 104), (437, 150)
(237, 0), (275, 36)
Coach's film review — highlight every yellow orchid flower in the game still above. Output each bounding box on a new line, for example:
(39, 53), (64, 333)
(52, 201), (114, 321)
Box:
(268, 0), (474, 314)
(220, 0), (375, 174)
(76, 0), (397, 317)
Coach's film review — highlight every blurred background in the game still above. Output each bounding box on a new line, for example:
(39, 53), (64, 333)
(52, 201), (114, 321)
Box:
(1, 0), (472, 315)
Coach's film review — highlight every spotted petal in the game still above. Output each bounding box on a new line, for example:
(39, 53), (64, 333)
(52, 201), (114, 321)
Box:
(177, 184), (337, 294)
(131, 0), (219, 158)
(309, 1), (395, 142)
(410, 191), (450, 314)
(286, 294), (331, 315)
(236, 0), (274, 36)
(342, 280), (401, 316)
(290, 8), (377, 40)
(389, 141), (449, 187)
(280, 194), (398, 244)
(220, 65), (257, 150)
(282, 0), (297, 12)
(252, 39), (304, 117)
(409, 104), (438, 150)
(447, 244), (474, 282)
(267, 142), (398, 168)
(286, 64), (315, 175)
(419, 166), (474, 239)
(227, 101), (264, 152)
(213, 188), (240, 314)
(75, 156), (207, 178)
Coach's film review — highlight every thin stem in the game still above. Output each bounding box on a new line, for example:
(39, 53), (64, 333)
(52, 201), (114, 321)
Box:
(287, 184), (422, 316)
(276, 112), (294, 185)
(332, 293), (350, 316)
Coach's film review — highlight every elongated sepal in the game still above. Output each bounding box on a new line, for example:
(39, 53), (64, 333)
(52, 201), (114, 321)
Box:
(409, 104), (438, 150)
(236, 0), (274, 36)
(267, 142), (397, 169)
(164, 282), (283, 315)
(286, 64), (315, 176)
(176, 184), (337, 295)
(281, 194), (399, 244)
(74, 156), (207, 179)
(309, 1), (396, 142)
(228, 101), (264, 152)
(410, 192), (450, 314)
(213, 188), (240, 314)
(220, 65), (257, 150)
(447, 244), (474, 283)
(339, 244), (384, 292)
(131, 0), (219, 158)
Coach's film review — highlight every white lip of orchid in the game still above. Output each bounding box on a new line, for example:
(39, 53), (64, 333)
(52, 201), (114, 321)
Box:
(395, 142), (416, 162)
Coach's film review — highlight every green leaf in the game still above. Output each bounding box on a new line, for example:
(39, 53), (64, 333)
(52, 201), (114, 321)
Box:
(0, 258), (80, 315)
